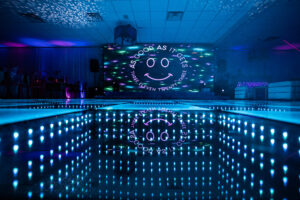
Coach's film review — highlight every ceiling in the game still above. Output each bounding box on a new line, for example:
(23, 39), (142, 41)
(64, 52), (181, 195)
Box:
(0, 0), (292, 47)
(218, 0), (300, 51)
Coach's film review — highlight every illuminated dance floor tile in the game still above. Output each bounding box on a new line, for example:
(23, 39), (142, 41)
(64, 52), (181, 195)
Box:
(0, 109), (84, 125)
(0, 102), (299, 199)
(227, 110), (300, 125)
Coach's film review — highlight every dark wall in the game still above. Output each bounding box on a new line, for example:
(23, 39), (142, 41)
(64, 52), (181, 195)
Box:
(0, 47), (102, 86)
(215, 0), (300, 97)
(217, 48), (300, 83)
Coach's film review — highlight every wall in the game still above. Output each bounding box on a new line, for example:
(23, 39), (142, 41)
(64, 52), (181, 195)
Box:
(0, 47), (102, 87)
(217, 48), (300, 83)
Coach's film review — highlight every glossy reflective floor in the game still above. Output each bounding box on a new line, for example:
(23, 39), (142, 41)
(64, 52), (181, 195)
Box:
(0, 100), (299, 199)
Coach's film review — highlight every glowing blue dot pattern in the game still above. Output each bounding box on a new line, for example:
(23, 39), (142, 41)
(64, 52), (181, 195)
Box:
(0, 109), (299, 199)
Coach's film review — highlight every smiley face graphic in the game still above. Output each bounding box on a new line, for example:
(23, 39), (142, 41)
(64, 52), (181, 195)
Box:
(129, 45), (188, 91)
(144, 58), (173, 81)
(144, 118), (172, 142)
(129, 109), (188, 154)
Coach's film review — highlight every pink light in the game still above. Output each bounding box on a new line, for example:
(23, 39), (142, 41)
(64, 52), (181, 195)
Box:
(282, 40), (300, 52)
(50, 40), (74, 47)
(274, 41), (300, 51)
(3, 42), (27, 47)
(144, 73), (173, 81)
(65, 88), (71, 99)
(144, 118), (173, 126)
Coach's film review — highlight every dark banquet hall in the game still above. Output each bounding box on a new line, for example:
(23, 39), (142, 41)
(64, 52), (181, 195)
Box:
(0, 0), (300, 199)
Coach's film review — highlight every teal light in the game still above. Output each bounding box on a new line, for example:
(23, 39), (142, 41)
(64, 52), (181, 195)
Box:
(193, 48), (205, 52)
(13, 145), (19, 154)
(13, 180), (18, 189)
(127, 46), (140, 50)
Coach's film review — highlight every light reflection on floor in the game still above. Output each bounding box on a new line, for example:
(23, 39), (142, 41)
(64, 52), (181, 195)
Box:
(0, 101), (299, 199)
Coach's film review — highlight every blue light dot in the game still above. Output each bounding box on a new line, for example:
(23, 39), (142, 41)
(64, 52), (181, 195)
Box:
(283, 177), (288, 186)
(28, 139), (33, 148)
(283, 143), (288, 151)
(28, 160), (32, 168)
(270, 139), (275, 145)
(13, 145), (19, 153)
(12, 180), (18, 189)
(13, 168), (18, 176)
(28, 171), (33, 180)
(283, 165), (288, 174)
(13, 132), (19, 139)
(28, 128), (33, 134)
(283, 132), (288, 140)
(260, 135), (264, 142)
(270, 188), (274, 196)
(40, 135), (45, 143)
(28, 191), (32, 198)
(270, 169), (275, 177)
(270, 129), (275, 135)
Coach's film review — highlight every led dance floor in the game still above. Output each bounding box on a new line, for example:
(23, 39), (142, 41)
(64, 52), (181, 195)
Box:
(0, 99), (299, 199)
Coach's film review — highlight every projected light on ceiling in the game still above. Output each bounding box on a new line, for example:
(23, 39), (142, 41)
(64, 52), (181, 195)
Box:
(103, 44), (216, 93)
(2, 0), (105, 28)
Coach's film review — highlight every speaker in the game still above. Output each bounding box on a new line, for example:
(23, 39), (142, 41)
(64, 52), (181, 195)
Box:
(90, 59), (99, 72)
(114, 24), (137, 46)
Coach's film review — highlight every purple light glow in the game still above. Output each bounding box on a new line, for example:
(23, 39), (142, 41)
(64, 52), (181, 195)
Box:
(237, 82), (268, 88)
(282, 40), (300, 52)
(273, 41), (300, 51)
(20, 38), (54, 47)
(50, 40), (75, 47)
(65, 88), (71, 99)
(80, 91), (85, 99)
(3, 42), (27, 47)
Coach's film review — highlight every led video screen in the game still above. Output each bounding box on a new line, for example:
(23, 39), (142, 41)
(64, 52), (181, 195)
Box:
(103, 44), (215, 92)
